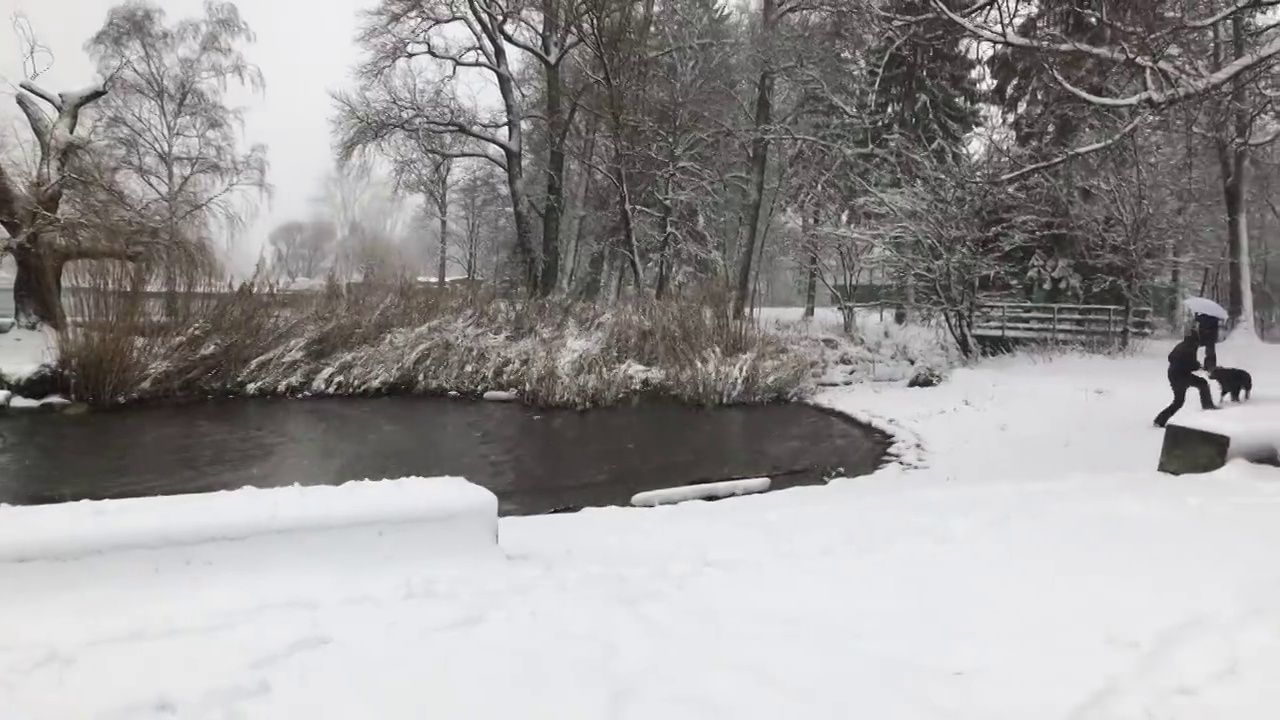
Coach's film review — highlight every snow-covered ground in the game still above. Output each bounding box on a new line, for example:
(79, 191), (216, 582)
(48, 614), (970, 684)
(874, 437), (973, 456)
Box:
(3, 327), (1280, 718)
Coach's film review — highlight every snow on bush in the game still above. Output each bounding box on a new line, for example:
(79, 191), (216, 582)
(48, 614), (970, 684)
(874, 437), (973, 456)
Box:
(761, 306), (960, 386)
(57, 284), (814, 408)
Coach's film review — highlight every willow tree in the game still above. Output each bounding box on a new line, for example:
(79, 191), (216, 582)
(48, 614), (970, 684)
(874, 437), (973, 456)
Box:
(86, 0), (268, 302)
(0, 81), (114, 329)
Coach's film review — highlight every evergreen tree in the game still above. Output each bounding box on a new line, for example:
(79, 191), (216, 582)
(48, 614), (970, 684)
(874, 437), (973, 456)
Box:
(865, 0), (982, 169)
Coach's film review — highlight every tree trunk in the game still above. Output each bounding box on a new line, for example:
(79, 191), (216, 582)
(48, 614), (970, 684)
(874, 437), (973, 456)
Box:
(13, 243), (67, 330)
(538, 3), (567, 297)
(436, 179), (450, 288)
(1221, 151), (1251, 328)
(803, 208), (817, 319)
(1220, 11), (1258, 335)
(503, 150), (538, 291)
(579, 236), (608, 302)
(465, 218), (478, 280)
(733, 50), (776, 318)
(655, 175), (676, 299)
(613, 165), (643, 290)
(1235, 160), (1256, 331)
(564, 118), (597, 291)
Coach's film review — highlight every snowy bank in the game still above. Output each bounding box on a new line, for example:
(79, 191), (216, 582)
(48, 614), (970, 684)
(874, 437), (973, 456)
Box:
(1170, 403), (1280, 465)
(8, 336), (1280, 718)
(0, 476), (498, 563)
(0, 327), (55, 383)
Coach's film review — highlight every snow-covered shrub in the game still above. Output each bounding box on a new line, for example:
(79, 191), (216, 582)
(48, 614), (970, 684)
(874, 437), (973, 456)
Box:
(55, 278), (812, 408)
(764, 306), (960, 386)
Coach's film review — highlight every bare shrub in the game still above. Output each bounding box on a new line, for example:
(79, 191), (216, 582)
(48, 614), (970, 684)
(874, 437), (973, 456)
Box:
(56, 261), (156, 405)
(53, 271), (811, 408)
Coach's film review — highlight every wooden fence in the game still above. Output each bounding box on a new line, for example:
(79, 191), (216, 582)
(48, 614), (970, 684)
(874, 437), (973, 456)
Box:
(972, 302), (1154, 343)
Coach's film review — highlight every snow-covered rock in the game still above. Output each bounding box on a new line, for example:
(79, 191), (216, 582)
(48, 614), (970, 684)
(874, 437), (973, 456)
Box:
(906, 365), (945, 388)
(482, 390), (518, 402)
(0, 476), (499, 564)
(0, 328), (56, 383)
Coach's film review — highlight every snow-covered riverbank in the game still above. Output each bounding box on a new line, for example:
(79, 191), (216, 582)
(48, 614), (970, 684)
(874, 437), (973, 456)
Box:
(2, 327), (1280, 719)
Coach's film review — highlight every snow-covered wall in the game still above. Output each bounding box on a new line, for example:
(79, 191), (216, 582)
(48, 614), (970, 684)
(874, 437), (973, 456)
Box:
(0, 476), (499, 564)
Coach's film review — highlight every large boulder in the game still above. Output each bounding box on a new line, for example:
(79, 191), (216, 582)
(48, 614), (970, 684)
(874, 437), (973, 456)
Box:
(1158, 423), (1280, 475)
(1157, 424), (1231, 475)
(4, 365), (69, 400)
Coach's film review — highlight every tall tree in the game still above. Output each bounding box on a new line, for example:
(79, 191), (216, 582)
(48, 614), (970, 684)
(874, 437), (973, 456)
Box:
(268, 219), (335, 280)
(927, 0), (1280, 333)
(346, 0), (583, 296)
(0, 79), (112, 328)
(867, 0), (981, 167)
(86, 0), (268, 295)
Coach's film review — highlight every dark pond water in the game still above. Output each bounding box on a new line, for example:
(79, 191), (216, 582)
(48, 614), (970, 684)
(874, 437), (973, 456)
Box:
(0, 398), (890, 515)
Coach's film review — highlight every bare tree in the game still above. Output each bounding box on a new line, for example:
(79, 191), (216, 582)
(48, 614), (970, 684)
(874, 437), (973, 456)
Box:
(873, 161), (1044, 356)
(268, 219), (335, 280)
(347, 0), (583, 295)
(573, 0), (652, 290)
(85, 0), (269, 259)
(455, 161), (506, 280)
(318, 160), (411, 282)
(333, 78), (462, 287)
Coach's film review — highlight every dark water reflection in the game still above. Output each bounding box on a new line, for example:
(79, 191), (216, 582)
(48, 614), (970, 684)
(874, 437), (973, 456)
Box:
(0, 398), (890, 515)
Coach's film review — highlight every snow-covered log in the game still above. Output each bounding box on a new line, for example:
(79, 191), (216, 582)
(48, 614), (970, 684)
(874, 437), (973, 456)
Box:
(630, 477), (771, 507)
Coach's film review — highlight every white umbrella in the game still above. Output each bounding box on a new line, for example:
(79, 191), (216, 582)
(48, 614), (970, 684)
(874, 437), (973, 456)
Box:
(1185, 296), (1228, 321)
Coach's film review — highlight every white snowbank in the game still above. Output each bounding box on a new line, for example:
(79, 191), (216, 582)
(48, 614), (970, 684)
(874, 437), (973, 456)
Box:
(0, 476), (498, 563)
(7, 340), (1280, 719)
(0, 327), (55, 382)
(630, 477), (771, 507)
(1172, 402), (1280, 463)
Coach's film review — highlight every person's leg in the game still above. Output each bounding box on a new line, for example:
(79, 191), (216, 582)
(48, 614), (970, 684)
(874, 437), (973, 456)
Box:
(1190, 375), (1216, 409)
(1155, 381), (1189, 427)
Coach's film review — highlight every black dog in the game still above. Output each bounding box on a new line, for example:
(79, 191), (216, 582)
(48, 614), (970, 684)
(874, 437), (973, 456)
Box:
(1209, 366), (1253, 403)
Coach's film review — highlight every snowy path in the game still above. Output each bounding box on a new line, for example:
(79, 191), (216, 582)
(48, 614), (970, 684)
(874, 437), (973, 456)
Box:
(4, 338), (1280, 719)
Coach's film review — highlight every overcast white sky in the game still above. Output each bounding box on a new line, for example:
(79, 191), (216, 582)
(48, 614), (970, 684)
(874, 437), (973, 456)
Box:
(0, 0), (375, 273)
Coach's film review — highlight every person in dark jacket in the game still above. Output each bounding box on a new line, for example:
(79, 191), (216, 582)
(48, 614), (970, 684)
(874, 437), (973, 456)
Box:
(1194, 312), (1220, 371)
(1154, 330), (1218, 427)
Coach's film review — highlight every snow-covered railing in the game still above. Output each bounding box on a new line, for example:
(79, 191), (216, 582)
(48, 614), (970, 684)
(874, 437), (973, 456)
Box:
(972, 302), (1153, 342)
